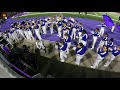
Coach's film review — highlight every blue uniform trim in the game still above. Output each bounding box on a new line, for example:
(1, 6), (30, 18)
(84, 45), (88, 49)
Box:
(82, 34), (88, 41)
(98, 49), (108, 58)
(78, 26), (83, 32)
(107, 42), (113, 47)
(93, 32), (100, 37)
(76, 46), (87, 55)
(59, 43), (67, 51)
(112, 50), (120, 56)
(41, 22), (45, 26)
(65, 36), (71, 42)
(58, 22), (62, 27)
(102, 37), (108, 41)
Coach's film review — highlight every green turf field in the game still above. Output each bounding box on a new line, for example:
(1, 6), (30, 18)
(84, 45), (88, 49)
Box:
(14, 12), (120, 24)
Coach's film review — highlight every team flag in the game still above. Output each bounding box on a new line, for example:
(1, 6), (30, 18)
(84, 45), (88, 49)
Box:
(102, 15), (114, 26)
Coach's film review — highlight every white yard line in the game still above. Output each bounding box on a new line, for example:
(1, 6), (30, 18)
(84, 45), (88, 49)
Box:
(93, 12), (98, 16)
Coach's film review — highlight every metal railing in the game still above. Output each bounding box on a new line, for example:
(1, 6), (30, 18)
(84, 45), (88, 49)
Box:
(0, 51), (33, 78)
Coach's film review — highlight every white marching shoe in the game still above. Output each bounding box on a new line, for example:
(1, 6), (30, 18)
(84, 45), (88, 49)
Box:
(60, 60), (64, 62)
(91, 66), (95, 69)
(75, 62), (79, 65)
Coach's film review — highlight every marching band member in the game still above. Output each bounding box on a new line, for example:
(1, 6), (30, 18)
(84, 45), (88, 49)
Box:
(91, 28), (100, 50)
(78, 23), (83, 39)
(41, 20), (47, 34)
(71, 23), (77, 40)
(57, 21), (62, 37)
(66, 27), (72, 37)
(79, 30), (88, 46)
(44, 17), (48, 31)
(59, 41), (68, 62)
(62, 17), (67, 23)
(50, 23), (54, 34)
(12, 28), (19, 42)
(64, 33), (72, 54)
(91, 45), (108, 69)
(28, 26), (34, 40)
(19, 26), (26, 39)
(62, 23), (67, 39)
(7, 29), (14, 43)
(36, 38), (46, 53)
(48, 21), (54, 34)
(69, 16), (75, 23)
(106, 38), (114, 51)
(34, 24), (42, 41)
(97, 33), (108, 52)
(37, 19), (41, 31)
(100, 23), (106, 36)
(73, 43), (87, 65)
(3, 31), (13, 47)
(104, 46), (120, 67)
(24, 27), (29, 40)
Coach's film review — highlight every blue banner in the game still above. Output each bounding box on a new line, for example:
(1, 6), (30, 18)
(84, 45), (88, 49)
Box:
(102, 15), (114, 26)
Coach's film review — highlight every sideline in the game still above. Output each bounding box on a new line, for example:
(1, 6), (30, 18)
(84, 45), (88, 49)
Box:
(13, 12), (120, 22)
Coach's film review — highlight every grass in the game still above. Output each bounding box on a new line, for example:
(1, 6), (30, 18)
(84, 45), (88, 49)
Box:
(14, 12), (120, 24)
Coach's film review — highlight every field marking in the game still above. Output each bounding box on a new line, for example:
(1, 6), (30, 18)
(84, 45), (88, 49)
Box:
(13, 12), (120, 22)
(93, 12), (98, 16)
